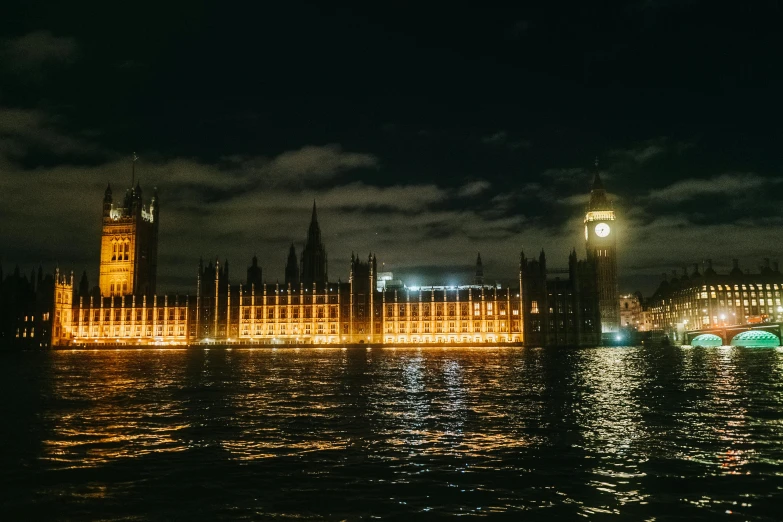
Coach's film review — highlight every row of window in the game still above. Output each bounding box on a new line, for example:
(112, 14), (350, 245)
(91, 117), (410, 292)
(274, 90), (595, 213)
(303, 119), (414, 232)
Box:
(15, 328), (35, 338)
(76, 307), (187, 323)
(240, 323), (338, 336)
(77, 325), (186, 337)
(385, 302), (519, 317)
(241, 306), (338, 320)
(384, 321), (519, 334)
(697, 284), (780, 291)
(699, 291), (781, 299)
(384, 335), (520, 343)
(109, 282), (129, 295)
(110, 240), (131, 261)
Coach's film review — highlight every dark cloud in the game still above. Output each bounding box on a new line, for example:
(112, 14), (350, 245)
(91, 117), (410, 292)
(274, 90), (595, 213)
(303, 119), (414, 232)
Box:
(1, 4), (782, 296)
(457, 180), (491, 197)
(0, 107), (100, 160)
(646, 172), (780, 204)
(481, 131), (531, 150)
(2, 31), (78, 79)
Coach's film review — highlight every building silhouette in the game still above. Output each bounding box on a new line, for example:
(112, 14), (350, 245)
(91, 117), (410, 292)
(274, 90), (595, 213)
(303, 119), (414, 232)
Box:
(284, 244), (299, 286)
(300, 202), (327, 285)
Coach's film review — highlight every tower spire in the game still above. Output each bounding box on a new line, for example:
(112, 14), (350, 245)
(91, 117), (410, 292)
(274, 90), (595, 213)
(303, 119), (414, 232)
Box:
(591, 157), (604, 192)
(131, 152), (139, 188)
(310, 200), (318, 226)
(474, 252), (484, 285)
(301, 202), (327, 285)
(588, 158), (608, 209)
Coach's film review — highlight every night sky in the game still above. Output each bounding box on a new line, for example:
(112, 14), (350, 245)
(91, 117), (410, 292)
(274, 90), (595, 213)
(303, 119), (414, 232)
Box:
(1, 1), (781, 295)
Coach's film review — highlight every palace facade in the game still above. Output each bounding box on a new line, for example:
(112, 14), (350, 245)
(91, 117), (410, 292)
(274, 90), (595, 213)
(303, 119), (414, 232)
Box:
(40, 163), (619, 348)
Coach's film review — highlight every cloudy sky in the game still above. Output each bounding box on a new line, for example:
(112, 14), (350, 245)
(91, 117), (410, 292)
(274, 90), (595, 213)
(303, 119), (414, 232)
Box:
(1, 1), (781, 295)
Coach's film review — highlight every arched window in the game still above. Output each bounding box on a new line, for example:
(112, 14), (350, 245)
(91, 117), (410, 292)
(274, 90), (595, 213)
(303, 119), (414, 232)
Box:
(112, 242), (117, 261)
(124, 241), (130, 261)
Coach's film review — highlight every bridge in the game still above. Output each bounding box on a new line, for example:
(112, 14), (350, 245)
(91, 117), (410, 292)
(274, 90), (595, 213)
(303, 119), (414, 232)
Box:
(685, 322), (782, 347)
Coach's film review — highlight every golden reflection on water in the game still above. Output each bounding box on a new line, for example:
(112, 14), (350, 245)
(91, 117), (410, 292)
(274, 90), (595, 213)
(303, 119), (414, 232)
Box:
(33, 345), (783, 518)
(43, 350), (192, 469)
(571, 348), (650, 515)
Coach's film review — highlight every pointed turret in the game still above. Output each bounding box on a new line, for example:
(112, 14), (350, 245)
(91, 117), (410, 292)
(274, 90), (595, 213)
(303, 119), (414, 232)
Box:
(307, 200), (322, 247)
(474, 252), (484, 285)
(247, 255), (262, 288)
(103, 183), (113, 216)
(285, 243), (300, 285)
(301, 201), (328, 285)
(78, 270), (89, 298)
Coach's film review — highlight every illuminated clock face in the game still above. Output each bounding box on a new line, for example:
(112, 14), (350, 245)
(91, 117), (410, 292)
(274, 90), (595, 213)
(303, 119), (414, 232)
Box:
(594, 223), (611, 237)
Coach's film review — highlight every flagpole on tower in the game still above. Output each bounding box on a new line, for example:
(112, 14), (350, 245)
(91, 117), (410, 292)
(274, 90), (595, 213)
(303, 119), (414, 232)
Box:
(132, 152), (139, 188)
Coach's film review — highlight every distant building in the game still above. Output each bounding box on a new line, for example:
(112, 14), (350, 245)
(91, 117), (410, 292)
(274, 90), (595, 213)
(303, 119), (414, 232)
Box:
(647, 259), (783, 342)
(619, 294), (643, 329)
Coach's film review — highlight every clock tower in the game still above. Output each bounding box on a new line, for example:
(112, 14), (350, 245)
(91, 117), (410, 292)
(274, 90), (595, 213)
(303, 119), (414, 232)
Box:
(584, 160), (620, 341)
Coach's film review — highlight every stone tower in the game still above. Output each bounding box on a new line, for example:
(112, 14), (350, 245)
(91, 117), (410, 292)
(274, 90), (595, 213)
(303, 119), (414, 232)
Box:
(51, 267), (74, 346)
(98, 158), (159, 297)
(584, 159), (619, 340)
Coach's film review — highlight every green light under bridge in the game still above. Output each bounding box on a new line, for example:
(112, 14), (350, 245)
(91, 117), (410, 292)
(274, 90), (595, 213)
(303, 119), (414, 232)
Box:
(691, 334), (723, 347)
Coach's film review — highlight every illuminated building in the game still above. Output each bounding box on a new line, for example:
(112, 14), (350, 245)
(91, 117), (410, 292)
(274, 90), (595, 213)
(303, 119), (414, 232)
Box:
(648, 259), (783, 342)
(46, 160), (614, 347)
(98, 166), (159, 298)
(619, 294), (644, 330)
(584, 160), (620, 341)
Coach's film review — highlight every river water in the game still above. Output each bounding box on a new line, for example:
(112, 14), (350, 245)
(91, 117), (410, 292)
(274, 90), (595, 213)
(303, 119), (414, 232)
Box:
(1, 346), (782, 520)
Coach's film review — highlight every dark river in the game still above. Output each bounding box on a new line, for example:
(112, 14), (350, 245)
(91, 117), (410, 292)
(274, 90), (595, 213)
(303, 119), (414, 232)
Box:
(1, 346), (782, 520)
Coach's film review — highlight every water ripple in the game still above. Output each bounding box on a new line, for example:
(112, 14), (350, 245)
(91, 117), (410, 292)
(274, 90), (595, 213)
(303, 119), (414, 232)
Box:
(1, 346), (782, 520)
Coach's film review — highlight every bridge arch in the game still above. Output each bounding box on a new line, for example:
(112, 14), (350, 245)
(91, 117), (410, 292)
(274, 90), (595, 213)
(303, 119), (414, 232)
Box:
(729, 330), (781, 348)
(691, 333), (723, 347)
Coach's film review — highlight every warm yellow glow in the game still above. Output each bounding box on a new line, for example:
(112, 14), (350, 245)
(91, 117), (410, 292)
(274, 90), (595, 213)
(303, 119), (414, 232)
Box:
(584, 210), (616, 223)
